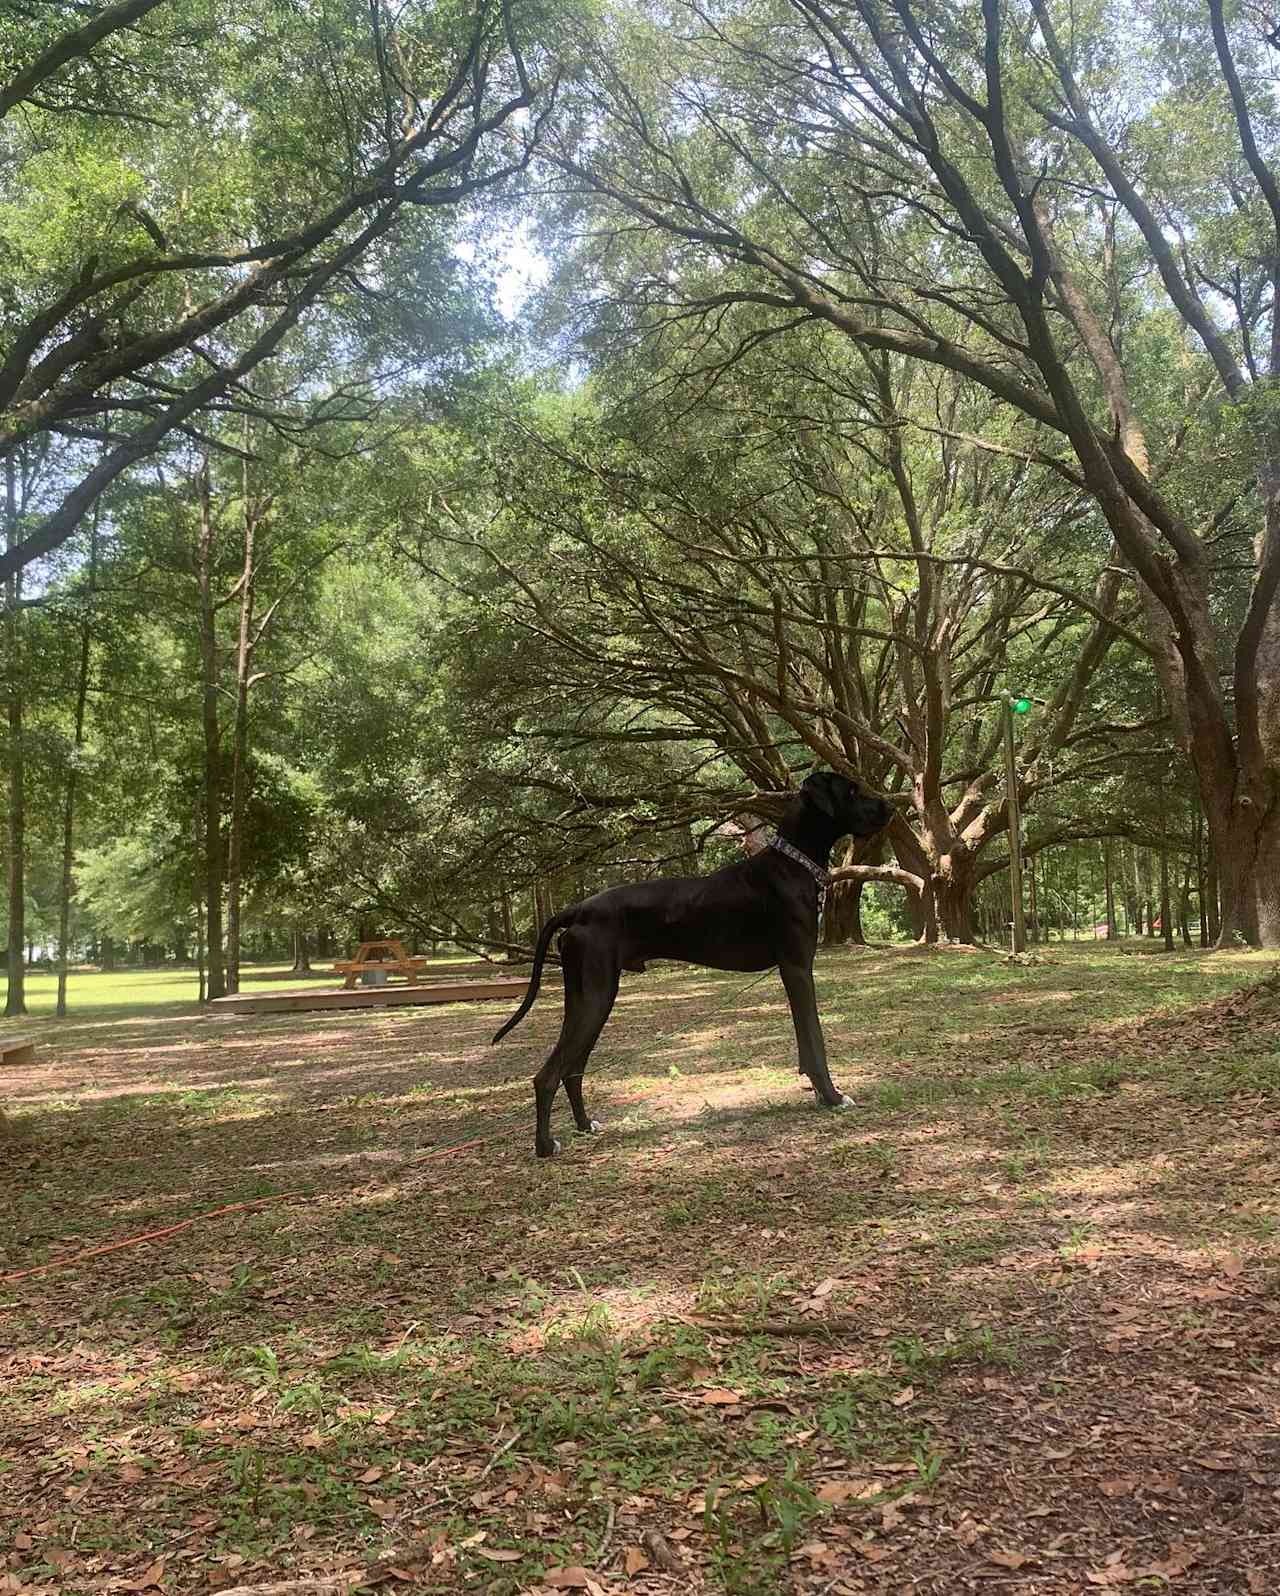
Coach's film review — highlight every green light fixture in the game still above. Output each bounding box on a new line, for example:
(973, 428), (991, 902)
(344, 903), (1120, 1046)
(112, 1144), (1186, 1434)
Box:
(1009, 696), (1032, 714)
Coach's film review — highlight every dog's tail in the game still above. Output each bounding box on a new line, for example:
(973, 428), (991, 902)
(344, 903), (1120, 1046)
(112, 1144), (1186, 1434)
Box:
(491, 907), (577, 1044)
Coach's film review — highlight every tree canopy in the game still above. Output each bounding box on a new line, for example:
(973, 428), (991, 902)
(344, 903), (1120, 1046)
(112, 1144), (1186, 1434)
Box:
(5, 0), (1280, 1020)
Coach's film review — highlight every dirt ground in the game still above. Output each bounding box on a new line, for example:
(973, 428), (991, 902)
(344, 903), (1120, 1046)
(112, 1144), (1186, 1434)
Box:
(2, 943), (1279, 1595)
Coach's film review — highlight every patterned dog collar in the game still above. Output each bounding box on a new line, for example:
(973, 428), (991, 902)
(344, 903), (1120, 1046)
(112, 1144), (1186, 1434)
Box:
(769, 835), (832, 891)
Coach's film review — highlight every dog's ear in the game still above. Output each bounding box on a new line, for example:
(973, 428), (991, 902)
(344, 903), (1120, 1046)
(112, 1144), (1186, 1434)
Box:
(801, 771), (838, 817)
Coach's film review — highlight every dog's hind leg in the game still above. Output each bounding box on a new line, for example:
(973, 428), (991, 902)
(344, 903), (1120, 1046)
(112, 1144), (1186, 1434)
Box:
(533, 936), (620, 1157)
(779, 960), (852, 1110)
(562, 951), (620, 1135)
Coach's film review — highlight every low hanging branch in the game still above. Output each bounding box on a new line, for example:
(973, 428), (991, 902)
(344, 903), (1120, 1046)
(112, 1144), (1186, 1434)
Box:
(828, 862), (924, 893)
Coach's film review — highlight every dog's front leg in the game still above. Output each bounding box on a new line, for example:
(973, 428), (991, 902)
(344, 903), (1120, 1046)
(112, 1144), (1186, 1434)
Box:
(779, 961), (852, 1109)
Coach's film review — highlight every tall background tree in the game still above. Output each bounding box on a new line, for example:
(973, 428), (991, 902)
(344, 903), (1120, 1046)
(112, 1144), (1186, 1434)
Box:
(535, 0), (1280, 944)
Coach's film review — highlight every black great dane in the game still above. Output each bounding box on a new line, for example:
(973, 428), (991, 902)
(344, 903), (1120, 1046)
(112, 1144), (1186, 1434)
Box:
(493, 771), (894, 1158)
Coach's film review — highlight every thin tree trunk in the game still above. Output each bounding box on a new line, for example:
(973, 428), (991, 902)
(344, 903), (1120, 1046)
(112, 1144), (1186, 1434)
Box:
(1073, 844), (1080, 940)
(195, 811), (206, 1004)
(1158, 762), (1175, 951)
(55, 516), (98, 1018)
(1205, 832), (1221, 945)
(1179, 858), (1194, 947)
(4, 668), (22, 1019)
(225, 517), (255, 997)
(196, 462), (226, 1001)
(1104, 840), (1117, 940)
(291, 926), (311, 974)
(1028, 852), (1038, 944)
(54, 623), (91, 1019)
(3, 457), (25, 1019)
(500, 889), (514, 956)
(1159, 848), (1173, 950)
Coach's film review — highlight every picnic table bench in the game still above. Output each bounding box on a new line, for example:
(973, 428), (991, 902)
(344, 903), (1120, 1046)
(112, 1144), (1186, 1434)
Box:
(331, 939), (433, 990)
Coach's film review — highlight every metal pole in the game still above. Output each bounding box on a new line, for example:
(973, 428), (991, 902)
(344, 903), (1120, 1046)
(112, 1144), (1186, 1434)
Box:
(1003, 699), (1027, 953)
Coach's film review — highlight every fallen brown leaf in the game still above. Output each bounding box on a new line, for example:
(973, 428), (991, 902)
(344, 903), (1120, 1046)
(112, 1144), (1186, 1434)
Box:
(120, 1560), (166, 1592)
(817, 1478), (878, 1505)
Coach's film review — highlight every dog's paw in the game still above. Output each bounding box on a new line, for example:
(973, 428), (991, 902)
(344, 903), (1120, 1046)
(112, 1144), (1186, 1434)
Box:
(575, 1119), (604, 1134)
(536, 1138), (562, 1159)
(815, 1091), (854, 1110)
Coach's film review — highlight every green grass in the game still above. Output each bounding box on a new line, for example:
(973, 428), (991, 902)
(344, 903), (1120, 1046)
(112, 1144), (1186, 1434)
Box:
(9, 962), (330, 1018)
(7, 954), (489, 1019)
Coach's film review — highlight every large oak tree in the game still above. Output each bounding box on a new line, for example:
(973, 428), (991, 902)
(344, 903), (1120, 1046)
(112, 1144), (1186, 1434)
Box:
(542, 0), (1280, 944)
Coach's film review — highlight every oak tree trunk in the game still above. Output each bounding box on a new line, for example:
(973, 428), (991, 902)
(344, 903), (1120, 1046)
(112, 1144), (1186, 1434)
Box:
(823, 879), (866, 945)
(933, 864), (977, 943)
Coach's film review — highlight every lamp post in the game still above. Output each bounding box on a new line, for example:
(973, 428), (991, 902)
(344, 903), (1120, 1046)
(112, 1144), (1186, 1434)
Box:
(1003, 695), (1031, 953)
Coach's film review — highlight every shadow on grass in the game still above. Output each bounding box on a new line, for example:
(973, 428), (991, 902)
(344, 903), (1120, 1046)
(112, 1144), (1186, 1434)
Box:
(4, 946), (1280, 1594)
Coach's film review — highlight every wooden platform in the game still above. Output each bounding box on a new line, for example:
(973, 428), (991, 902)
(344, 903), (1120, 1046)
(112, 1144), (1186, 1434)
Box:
(208, 976), (546, 1016)
(248, 960), (526, 983)
(1, 1035), (36, 1067)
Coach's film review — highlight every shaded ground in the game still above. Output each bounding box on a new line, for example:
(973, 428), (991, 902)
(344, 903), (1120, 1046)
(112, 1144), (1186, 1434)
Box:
(2, 944), (1279, 1595)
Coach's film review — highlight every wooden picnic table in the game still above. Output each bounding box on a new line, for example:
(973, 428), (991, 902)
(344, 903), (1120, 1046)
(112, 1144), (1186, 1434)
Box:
(331, 939), (433, 990)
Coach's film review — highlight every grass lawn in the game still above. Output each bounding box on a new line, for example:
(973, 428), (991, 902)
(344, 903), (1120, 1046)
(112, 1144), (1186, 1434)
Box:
(10, 956), (487, 1020)
(2, 943), (1279, 1594)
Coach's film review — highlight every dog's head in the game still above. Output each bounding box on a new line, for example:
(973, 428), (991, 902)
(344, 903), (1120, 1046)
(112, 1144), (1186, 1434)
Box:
(800, 771), (894, 839)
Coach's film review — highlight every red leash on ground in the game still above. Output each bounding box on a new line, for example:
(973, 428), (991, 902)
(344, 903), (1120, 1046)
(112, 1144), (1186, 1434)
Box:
(0, 1136), (486, 1286)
